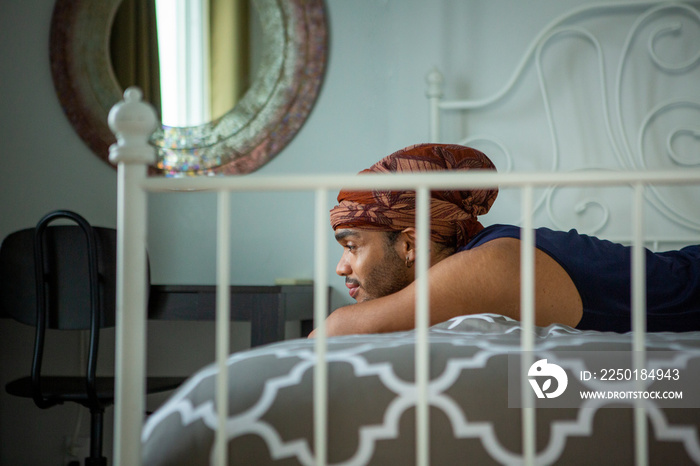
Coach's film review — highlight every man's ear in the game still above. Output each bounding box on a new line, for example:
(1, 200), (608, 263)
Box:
(400, 227), (417, 261)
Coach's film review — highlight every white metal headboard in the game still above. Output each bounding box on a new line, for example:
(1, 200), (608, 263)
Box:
(427, 1), (700, 247)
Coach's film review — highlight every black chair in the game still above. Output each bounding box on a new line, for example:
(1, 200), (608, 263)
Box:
(1, 210), (185, 466)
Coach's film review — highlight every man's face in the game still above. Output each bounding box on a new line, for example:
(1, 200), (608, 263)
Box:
(334, 228), (413, 302)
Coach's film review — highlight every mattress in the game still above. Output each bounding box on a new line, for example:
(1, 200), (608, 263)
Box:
(141, 314), (700, 465)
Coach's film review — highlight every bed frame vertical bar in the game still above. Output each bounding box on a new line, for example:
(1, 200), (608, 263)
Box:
(426, 69), (444, 143)
(314, 188), (329, 466)
(415, 186), (431, 466)
(109, 87), (158, 466)
(632, 183), (648, 466)
(214, 190), (232, 466)
(520, 184), (536, 466)
(114, 163), (149, 466)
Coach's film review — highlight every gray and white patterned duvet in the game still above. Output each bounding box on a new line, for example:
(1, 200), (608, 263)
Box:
(142, 314), (700, 465)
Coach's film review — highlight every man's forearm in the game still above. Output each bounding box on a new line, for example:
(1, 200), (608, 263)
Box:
(316, 287), (417, 337)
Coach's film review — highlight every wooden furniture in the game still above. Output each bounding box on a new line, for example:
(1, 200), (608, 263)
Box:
(2, 283), (321, 346)
(148, 284), (318, 347)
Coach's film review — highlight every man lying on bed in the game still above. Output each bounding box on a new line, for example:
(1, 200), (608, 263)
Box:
(311, 143), (700, 336)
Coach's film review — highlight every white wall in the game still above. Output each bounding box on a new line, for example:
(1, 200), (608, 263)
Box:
(1, 0), (697, 464)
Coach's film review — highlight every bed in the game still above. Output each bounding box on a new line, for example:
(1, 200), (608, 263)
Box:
(138, 316), (700, 465)
(108, 2), (700, 465)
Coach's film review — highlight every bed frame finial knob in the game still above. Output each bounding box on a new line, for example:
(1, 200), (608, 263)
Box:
(108, 86), (158, 165)
(426, 68), (444, 98)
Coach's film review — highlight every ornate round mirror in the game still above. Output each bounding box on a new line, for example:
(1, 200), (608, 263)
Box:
(50, 0), (328, 175)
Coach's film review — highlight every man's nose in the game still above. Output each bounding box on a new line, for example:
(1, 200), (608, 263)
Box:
(336, 254), (351, 276)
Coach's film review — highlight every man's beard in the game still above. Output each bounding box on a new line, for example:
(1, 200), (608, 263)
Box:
(357, 247), (412, 302)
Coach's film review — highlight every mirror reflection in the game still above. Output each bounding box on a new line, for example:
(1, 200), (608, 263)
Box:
(50, 0), (327, 175)
(110, 0), (262, 127)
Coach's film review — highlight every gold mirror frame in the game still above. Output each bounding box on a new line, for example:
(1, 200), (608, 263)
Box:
(50, 0), (328, 175)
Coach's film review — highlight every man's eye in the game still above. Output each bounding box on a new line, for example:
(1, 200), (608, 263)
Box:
(345, 244), (356, 251)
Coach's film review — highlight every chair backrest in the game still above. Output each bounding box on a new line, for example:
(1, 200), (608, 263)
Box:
(0, 214), (117, 330)
(1, 211), (122, 408)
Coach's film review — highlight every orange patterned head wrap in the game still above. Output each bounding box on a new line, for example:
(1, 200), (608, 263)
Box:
(329, 143), (498, 248)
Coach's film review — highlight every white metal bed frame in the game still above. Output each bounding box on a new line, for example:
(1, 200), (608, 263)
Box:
(108, 2), (700, 465)
(109, 100), (700, 466)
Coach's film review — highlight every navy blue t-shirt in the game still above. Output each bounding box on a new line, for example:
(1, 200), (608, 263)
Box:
(461, 224), (700, 332)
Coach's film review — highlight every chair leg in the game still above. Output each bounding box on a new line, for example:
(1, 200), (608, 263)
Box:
(85, 409), (107, 466)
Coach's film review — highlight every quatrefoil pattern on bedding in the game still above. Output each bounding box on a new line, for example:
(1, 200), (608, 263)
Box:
(142, 315), (700, 465)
